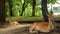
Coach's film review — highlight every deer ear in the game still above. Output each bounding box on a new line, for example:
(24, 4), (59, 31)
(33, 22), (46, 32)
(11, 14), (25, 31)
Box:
(49, 13), (53, 16)
(46, 13), (49, 17)
(49, 11), (53, 16)
(50, 11), (53, 14)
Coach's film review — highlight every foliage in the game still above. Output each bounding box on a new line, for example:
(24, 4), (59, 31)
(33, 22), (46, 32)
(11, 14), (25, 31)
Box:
(5, 0), (57, 17)
(5, 0), (9, 16)
(47, 0), (57, 4)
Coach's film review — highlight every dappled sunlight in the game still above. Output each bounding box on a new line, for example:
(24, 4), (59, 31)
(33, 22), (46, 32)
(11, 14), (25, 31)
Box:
(0, 24), (31, 31)
(0, 23), (60, 34)
(0, 0), (60, 34)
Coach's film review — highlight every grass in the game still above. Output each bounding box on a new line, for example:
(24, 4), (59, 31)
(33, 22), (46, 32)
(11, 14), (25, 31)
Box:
(6, 15), (60, 22)
(6, 16), (44, 21)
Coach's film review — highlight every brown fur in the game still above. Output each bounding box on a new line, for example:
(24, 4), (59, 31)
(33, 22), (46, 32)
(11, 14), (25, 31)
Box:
(29, 14), (55, 33)
(29, 22), (49, 29)
(9, 21), (20, 25)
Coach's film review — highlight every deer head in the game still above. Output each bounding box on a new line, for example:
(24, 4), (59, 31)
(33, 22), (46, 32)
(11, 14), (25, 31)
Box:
(46, 12), (56, 29)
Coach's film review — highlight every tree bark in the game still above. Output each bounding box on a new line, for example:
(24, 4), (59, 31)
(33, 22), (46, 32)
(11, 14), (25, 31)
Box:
(20, 0), (25, 16)
(0, 0), (6, 24)
(20, 0), (30, 16)
(8, 0), (13, 16)
(41, 0), (48, 22)
(32, 0), (36, 16)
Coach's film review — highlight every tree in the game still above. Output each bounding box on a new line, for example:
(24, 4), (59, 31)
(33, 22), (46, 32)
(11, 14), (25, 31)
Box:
(20, 0), (32, 16)
(20, 0), (29, 16)
(41, 0), (48, 22)
(32, 0), (36, 16)
(20, 0), (26, 16)
(0, 0), (6, 24)
(8, 0), (13, 16)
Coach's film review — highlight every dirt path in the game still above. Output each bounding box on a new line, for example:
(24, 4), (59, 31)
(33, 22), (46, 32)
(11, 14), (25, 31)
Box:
(0, 23), (60, 34)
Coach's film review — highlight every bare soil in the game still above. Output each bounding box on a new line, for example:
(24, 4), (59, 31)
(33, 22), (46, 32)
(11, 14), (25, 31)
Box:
(0, 23), (60, 34)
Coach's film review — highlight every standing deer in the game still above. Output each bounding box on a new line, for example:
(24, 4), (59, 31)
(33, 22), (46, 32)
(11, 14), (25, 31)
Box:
(29, 13), (56, 33)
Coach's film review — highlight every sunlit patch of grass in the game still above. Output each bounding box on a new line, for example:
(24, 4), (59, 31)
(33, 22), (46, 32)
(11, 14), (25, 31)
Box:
(6, 15), (60, 22)
(6, 16), (44, 21)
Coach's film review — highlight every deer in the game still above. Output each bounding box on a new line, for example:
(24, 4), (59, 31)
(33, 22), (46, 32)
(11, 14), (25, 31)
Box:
(9, 21), (20, 25)
(29, 13), (56, 33)
(8, 17), (20, 26)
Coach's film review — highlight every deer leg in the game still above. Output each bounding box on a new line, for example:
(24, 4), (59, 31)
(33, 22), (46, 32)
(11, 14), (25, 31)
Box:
(29, 25), (38, 33)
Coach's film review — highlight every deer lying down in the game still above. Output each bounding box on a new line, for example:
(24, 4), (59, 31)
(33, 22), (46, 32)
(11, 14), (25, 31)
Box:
(9, 21), (20, 25)
(29, 13), (56, 33)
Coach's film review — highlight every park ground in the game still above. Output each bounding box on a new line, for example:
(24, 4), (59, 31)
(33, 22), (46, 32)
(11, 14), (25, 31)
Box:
(0, 22), (60, 34)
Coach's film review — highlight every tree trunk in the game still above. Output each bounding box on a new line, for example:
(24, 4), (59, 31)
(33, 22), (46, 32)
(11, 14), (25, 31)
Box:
(41, 0), (48, 22)
(0, 0), (6, 24)
(8, 0), (13, 16)
(32, 0), (36, 16)
(20, 0), (30, 16)
(20, 0), (25, 16)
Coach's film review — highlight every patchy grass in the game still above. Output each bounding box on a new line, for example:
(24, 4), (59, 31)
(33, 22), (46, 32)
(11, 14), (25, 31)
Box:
(6, 15), (60, 22)
(6, 16), (44, 21)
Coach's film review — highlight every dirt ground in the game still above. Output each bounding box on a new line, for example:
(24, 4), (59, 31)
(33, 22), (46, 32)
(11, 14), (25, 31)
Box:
(0, 23), (60, 34)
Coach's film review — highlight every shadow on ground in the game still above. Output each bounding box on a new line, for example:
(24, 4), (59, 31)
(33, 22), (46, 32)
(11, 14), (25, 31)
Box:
(0, 23), (60, 34)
